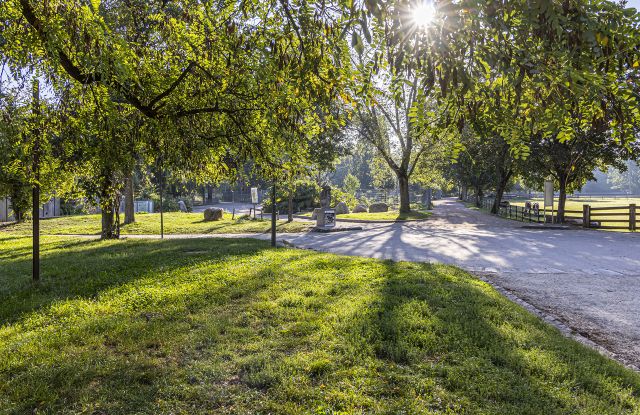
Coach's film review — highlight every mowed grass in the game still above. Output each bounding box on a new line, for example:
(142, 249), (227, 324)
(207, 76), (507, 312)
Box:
(1, 236), (639, 414)
(301, 210), (431, 221)
(509, 197), (640, 230)
(0, 212), (311, 235)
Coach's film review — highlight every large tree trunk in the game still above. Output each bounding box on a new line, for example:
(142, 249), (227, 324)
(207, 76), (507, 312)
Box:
(123, 174), (135, 224)
(557, 175), (568, 223)
(397, 172), (410, 213)
(101, 201), (120, 239)
(287, 190), (293, 222)
(206, 185), (213, 204)
(491, 170), (513, 214)
(475, 185), (483, 208)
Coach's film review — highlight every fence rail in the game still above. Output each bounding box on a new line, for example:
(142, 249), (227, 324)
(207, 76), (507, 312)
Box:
(478, 197), (638, 231)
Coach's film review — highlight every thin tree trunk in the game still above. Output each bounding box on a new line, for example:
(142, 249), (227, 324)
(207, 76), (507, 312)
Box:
(398, 173), (410, 213)
(123, 174), (135, 224)
(207, 185), (213, 204)
(287, 190), (293, 222)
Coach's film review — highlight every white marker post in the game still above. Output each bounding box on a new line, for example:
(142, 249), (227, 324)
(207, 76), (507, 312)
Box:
(544, 179), (554, 224)
(251, 187), (258, 218)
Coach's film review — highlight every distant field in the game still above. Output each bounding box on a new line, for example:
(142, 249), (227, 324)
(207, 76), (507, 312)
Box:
(508, 197), (640, 231)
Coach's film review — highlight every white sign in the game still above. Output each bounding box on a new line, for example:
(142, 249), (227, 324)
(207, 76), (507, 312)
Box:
(544, 180), (554, 207)
(251, 187), (258, 204)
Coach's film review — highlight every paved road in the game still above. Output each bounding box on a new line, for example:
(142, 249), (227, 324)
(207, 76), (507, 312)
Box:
(283, 198), (640, 368)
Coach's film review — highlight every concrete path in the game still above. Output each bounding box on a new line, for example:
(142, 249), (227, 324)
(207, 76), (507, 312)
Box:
(283, 198), (640, 369)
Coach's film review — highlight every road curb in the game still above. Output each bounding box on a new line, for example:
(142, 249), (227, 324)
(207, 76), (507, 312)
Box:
(474, 273), (639, 373)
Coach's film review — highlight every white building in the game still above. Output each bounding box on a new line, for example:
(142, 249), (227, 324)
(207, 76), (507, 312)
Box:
(0, 197), (61, 222)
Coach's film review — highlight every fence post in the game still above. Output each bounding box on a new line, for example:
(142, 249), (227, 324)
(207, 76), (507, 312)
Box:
(630, 204), (636, 232)
(582, 204), (590, 229)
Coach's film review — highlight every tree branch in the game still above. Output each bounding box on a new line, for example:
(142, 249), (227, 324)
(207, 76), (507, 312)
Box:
(148, 61), (196, 109)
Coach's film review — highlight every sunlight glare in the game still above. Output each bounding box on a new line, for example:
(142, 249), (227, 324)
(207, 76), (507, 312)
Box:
(411, 2), (435, 28)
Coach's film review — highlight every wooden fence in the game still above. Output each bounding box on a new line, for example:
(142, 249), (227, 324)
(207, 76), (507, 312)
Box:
(479, 198), (639, 231)
(584, 204), (637, 231)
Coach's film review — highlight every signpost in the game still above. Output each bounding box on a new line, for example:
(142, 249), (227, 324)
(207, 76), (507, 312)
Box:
(544, 179), (554, 224)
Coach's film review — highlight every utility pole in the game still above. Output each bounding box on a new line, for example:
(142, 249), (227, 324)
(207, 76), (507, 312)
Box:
(31, 79), (40, 281)
(271, 180), (276, 247)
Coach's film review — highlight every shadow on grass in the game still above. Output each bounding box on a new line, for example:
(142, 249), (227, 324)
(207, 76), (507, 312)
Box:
(1, 239), (638, 414)
(0, 237), (272, 325)
(348, 261), (640, 413)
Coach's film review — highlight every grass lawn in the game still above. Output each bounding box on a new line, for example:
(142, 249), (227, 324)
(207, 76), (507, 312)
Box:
(1, 236), (639, 414)
(0, 212), (311, 235)
(301, 210), (432, 221)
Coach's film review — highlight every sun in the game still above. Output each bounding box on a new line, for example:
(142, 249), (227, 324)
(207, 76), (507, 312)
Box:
(411, 2), (436, 28)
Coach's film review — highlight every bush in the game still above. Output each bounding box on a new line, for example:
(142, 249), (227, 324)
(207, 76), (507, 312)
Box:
(331, 188), (357, 210)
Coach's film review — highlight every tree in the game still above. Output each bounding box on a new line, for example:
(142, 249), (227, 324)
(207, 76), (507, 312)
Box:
(0, 91), (30, 221)
(0, 72), (72, 222)
(609, 161), (640, 194)
(2, 0), (355, 174)
(449, 126), (498, 207)
(343, 173), (360, 196)
(523, 131), (637, 221)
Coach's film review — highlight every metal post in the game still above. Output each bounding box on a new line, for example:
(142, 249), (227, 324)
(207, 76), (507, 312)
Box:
(271, 180), (276, 247)
(159, 159), (164, 239)
(630, 204), (636, 232)
(32, 79), (40, 282)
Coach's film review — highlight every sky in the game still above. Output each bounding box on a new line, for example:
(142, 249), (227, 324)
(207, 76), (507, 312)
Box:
(627, 0), (640, 9)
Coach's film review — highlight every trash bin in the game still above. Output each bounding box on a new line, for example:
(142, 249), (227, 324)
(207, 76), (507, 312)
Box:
(324, 209), (336, 228)
(315, 208), (336, 228)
